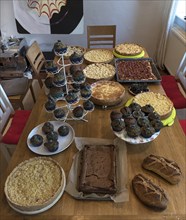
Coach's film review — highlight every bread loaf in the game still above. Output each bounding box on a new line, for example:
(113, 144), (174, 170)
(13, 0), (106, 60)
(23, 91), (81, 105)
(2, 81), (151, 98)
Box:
(132, 174), (168, 210)
(142, 154), (182, 184)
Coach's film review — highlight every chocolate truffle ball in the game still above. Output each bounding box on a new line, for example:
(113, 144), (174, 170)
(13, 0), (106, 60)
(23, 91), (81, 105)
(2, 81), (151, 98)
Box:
(72, 106), (84, 118)
(58, 125), (70, 136)
(30, 134), (43, 147)
(42, 122), (54, 134)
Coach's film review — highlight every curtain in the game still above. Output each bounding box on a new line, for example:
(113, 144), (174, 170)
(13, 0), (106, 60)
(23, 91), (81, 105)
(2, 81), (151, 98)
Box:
(156, 0), (178, 69)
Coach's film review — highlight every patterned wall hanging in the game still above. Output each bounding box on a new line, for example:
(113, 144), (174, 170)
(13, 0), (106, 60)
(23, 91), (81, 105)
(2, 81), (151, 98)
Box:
(13, 0), (84, 34)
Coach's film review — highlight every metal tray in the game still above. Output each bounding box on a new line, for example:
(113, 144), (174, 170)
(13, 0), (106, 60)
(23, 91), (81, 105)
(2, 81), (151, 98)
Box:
(115, 58), (161, 83)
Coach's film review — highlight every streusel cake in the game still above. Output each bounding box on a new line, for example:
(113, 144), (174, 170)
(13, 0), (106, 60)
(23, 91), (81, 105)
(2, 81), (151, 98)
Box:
(133, 92), (173, 119)
(5, 157), (65, 211)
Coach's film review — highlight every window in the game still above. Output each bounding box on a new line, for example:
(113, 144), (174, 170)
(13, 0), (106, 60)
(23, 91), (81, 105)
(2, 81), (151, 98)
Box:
(174, 0), (186, 31)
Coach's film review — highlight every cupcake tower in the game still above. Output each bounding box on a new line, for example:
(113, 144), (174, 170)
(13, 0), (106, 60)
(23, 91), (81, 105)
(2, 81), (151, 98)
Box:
(44, 41), (94, 121)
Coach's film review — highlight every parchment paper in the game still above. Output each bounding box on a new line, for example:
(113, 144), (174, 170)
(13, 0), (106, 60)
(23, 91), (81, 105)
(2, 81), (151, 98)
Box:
(65, 137), (129, 203)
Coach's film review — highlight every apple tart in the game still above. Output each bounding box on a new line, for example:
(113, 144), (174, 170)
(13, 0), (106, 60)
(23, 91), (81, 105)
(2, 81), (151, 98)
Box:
(4, 157), (65, 212)
(91, 80), (125, 106)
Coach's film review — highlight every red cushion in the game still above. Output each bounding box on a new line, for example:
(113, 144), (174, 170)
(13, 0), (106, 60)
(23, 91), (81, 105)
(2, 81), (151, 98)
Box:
(2, 110), (31, 145)
(161, 75), (186, 109)
(179, 120), (186, 135)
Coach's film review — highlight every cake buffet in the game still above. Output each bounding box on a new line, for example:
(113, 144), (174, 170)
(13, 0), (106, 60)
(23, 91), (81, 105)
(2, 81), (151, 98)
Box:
(3, 42), (183, 216)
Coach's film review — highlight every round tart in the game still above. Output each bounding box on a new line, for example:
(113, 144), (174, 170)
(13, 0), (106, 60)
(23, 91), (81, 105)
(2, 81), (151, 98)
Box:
(83, 63), (115, 82)
(91, 80), (125, 106)
(133, 92), (173, 120)
(115, 43), (143, 56)
(4, 157), (65, 212)
(64, 46), (86, 59)
(84, 49), (114, 63)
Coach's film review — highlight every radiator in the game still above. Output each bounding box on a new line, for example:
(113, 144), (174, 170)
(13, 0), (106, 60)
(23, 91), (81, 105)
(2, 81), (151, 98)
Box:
(164, 25), (186, 76)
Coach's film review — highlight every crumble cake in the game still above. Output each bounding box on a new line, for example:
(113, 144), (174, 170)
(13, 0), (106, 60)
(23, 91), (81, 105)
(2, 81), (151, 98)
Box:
(133, 92), (173, 119)
(4, 157), (65, 211)
(83, 63), (115, 80)
(84, 49), (114, 63)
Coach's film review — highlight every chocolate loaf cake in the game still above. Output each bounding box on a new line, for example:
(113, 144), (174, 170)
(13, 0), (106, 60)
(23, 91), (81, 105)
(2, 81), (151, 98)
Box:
(78, 145), (117, 195)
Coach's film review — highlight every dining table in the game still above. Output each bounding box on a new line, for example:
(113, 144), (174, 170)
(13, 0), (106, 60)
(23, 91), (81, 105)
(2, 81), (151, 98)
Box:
(0, 49), (185, 220)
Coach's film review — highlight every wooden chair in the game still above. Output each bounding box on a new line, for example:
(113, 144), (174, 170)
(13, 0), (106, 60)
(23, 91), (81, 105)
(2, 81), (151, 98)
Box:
(0, 77), (35, 109)
(0, 84), (31, 163)
(87, 25), (116, 48)
(26, 41), (46, 88)
(0, 51), (36, 109)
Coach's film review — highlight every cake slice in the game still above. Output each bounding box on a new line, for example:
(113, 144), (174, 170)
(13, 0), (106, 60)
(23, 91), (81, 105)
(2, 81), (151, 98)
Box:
(78, 145), (117, 195)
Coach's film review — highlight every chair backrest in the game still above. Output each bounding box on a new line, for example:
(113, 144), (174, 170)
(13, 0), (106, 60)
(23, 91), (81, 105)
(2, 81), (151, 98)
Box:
(0, 84), (14, 136)
(26, 41), (45, 87)
(87, 25), (116, 48)
(176, 52), (186, 92)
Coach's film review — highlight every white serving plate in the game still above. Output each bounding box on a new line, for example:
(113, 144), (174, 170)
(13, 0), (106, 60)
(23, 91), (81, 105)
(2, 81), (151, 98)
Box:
(113, 129), (160, 145)
(27, 121), (75, 155)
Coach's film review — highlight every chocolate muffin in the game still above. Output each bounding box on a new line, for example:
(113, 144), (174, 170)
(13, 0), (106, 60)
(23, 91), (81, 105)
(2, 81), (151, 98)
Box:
(150, 119), (163, 132)
(70, 52), (83, 64)
(69, 65), (83, 75)
(110, 111), (123, 121)
(148, 112), (161, 121)
(30, 134), (43, 147)
(45, 61), (58, 73)
(44, 77), (54, 89)
(111, 119), (125, 132)
(141, 104), (154, 115)
(80, 88), (92, 99)
(42, 122), (54, 134)
(53, 40), (67, 53)
(58, 125), (70, 136)
(44, 140), (59, 152)
(72, 83), (81, 91)
(132, 110), (145, 119)
(126, 124), (141, 138)
(83, 100), (94, 111)
(124, 116), (137, 126)
(45, 99), (56, 112)
(46, 131), (58, 141)
(129, 102), (141, 112)
(65, 92), (78, 104)
(72, 106), (84, 118)
(49, 87), (64, 100)
(80, 83), (91, 90)
(120, 107), (132, 118)
(137, 117), (150, 127)
(72, 70), (85, 82)
(53, 72), (65, 86)
(53, 108), (66, 119)
(141, 126), (155, 138)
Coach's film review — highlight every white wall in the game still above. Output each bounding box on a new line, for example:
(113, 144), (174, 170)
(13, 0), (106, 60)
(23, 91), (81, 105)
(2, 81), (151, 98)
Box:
(0, 0), (166, 58)
(164, 25), (186, 76)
